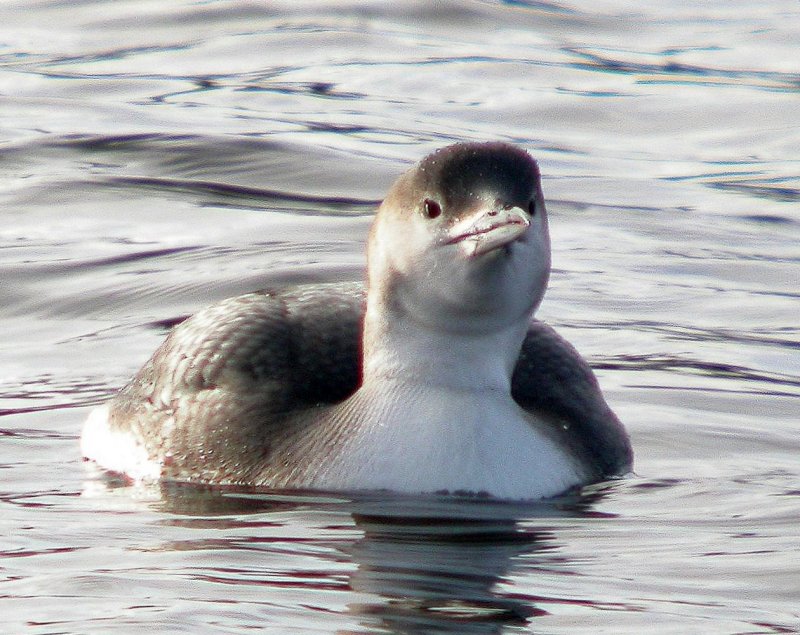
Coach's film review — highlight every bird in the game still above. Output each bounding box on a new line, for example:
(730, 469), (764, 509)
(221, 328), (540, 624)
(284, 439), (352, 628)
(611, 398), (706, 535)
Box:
(82, 141), (632, 500)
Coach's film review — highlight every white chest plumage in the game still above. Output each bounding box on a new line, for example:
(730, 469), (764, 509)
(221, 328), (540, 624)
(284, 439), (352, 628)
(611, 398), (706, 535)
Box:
(308, 383), (586, 500)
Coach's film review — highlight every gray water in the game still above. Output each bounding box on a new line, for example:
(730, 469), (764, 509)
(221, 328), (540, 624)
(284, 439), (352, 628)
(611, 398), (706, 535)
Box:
(2, 1), (799, 633)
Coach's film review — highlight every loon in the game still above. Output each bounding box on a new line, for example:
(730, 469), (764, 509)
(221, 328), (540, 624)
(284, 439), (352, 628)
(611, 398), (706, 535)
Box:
(81, 142), (632, 500)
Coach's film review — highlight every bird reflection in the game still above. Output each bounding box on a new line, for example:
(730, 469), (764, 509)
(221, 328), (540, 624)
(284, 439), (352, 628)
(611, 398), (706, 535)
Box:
(343, 512), (549, 633)
(86, 477), (612, 633)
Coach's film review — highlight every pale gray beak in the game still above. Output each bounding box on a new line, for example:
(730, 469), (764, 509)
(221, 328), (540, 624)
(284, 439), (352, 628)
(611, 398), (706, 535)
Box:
(445, 206), (530, 257)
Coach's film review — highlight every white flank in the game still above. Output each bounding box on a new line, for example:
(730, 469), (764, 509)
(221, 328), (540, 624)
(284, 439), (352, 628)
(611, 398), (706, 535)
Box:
(81, 405), (162, 481)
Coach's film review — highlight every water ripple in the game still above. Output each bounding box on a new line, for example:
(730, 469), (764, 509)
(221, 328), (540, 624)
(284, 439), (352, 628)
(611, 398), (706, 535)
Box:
(567, 47), (800, 93)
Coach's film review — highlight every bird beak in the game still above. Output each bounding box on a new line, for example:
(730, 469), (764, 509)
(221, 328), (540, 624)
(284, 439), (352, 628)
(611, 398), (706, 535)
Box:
(444, 206), (530, 258)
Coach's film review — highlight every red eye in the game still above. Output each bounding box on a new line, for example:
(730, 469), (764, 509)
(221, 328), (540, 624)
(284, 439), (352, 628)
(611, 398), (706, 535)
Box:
(423, 198), (442, 219)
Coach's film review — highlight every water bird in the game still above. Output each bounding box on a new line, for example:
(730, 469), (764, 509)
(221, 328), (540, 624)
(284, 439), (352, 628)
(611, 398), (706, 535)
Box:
(82, 141), (632, 500)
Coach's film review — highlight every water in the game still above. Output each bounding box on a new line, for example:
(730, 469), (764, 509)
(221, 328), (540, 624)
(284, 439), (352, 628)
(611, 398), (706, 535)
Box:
(2, 1), (799, 632)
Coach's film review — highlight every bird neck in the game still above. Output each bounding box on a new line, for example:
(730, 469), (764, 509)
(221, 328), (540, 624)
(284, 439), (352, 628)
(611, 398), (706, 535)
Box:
(361, 291), (529, 393)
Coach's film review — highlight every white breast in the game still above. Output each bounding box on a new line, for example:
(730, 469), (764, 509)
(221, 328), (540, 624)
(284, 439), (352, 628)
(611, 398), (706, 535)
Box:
(308, 384), (586, 500)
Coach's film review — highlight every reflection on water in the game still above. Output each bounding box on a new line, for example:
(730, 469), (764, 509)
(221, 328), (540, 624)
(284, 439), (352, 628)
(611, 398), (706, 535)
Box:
(2, 0), (799, 632)
(346, 520), (544, 633)
(128, 484), (614, 634)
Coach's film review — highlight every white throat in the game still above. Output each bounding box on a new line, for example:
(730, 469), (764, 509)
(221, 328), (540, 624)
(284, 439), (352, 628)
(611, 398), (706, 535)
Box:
(361, 299), (530, 393)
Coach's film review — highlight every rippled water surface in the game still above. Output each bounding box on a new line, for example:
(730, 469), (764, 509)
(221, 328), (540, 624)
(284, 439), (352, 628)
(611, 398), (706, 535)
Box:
(2, 1), (799, 632)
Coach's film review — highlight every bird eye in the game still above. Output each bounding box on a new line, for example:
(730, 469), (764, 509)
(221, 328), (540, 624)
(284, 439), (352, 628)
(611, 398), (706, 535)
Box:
(528, 199), (536, 217)
(423, 198), (442, 219)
